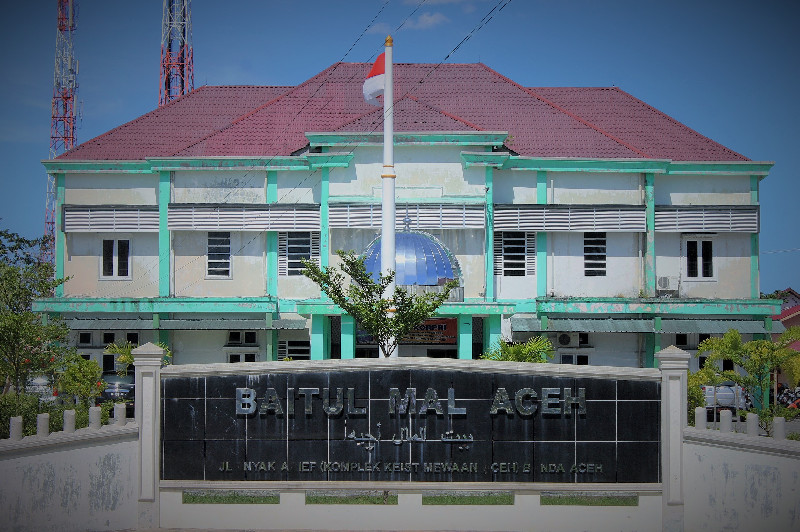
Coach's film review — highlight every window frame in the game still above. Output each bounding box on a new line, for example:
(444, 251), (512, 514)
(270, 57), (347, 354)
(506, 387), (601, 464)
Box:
(583, 232), (607, 277)
(277, 340), (311, 360)
(278, 232), (320, 276)
(683, 235), (716, 281)
(207, 231), (232, 279)
(100, 238), (132, 280)
(493, 231), (535, 277)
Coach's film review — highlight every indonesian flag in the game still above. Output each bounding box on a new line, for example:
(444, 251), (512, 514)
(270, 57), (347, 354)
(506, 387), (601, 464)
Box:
(363, 53), (385, 105)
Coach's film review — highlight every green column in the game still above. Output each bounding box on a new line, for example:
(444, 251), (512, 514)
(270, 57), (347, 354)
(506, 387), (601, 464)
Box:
(54, 173), (65, 297)
(158, 171), (171, 297)
(644, 172), (656, 297)
(311, 314), (330, 360)
(750, 176), (760, 299)
(267, 329), (279, 361)
(484, 166), (494, 301)
(458, 315), (473, 360)
(483, 314), (502, 354)
(320, 167), (330, 269)
(266, 171), (278, 297)
(153, 313), (169, 345)
(536, 171), (548, 299)
(340, 315), (356, 359)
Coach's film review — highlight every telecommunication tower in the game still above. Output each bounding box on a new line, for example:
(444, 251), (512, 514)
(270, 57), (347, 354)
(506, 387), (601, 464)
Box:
(44, 0), (78, 263)
(159, 0), (193, 106)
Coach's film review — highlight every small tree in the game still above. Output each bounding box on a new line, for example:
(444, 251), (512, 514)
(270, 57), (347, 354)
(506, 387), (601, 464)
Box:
(481, 336), (554, 363)
(56, 354), (104, 407)
(696, 327), (800, 434)
(302, 250), (458, 357)
(105, 340), (172, 375)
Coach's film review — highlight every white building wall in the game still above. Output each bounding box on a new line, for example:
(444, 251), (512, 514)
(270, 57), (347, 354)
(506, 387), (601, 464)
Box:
(496, 275), (536, 300)
(172, 170), (266, 203)
(655, 232), (751, 299)
(493, 169), (538, 204)
(63, 232), (159, 298)
(172, 231), (266, 297)
(64, 173), (158, 205)
(550, 232), (641, 297)
(277, 170), (317, 204)
(654, 173), (751, 205)
(551, 172), (642, 205)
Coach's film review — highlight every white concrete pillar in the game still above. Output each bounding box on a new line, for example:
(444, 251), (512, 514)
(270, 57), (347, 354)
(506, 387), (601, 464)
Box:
(114, 403), (127, 426)
(719, 409), (733, 433)
(694, 407), (706, 429)
(746, 412), (759, 436)
(656, 345), (689, 532)
(9, 416), (23, 440)
(133, 342), (165, 529)
(89, 406), (101, 429)
(774, 417), (786, 440)
(63, 409), (76, 433)
(36, 413), (50, 437)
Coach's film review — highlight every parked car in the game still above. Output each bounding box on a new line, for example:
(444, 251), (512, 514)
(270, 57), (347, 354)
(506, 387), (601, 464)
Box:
(702, 382), (749, 421)
(26, 375), (57, 403)
(97, 371), (135, 418)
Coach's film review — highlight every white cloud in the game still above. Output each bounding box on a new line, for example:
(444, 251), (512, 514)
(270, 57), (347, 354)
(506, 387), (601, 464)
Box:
(366, 22), (392, 35)
(405, 12), (450, 30)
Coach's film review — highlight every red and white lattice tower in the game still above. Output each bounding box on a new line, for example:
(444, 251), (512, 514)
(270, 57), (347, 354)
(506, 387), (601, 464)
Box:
(159, 0), (193, 107)
(44, 0), (78, 264)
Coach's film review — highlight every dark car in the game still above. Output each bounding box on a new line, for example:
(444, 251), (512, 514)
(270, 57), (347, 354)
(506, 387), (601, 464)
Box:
(97, 371), (135, 419)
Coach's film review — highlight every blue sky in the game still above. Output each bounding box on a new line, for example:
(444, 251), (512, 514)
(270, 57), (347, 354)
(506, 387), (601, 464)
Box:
(0, 0), (796, 294)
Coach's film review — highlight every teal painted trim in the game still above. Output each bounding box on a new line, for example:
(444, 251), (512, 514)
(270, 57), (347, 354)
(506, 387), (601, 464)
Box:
(763, 317), (773, 333)
(42, 160), (152, 174)
(503, 158), (670, 173)
(535, 297), (781, 316)
(483, 314), (502, 354)
(458, 315), (473, 360)
(484, 167), (495, 301)
(667, 161), (773, 176)
(268, 329), (279, 361)
(266, 233), (278, 297)
(644, 334), (655, 369)
(33, 297), (277, 314)
(750, 175), (759, 205)
(147, 157), (309, 171)
(55, 173), (65, 297)
(320, 167), (330, 269)
(461, 152), (510, 168)
(751, 234), (759, 299)
(155, 312), (170, 344)
(536, 171), (547, 205)
(158, 171), (171, 297)
(340, 315), (356, 359)
(293, 301), (518, 316)
(536, 233), (547, 298)
(267, 171), (278, 203)
(645, 173), (656, 297)
(307, 132), (508, 148)
(307, 153), (354, 169)
(310, 314), (330, 360)
(329, 196), (486, 205)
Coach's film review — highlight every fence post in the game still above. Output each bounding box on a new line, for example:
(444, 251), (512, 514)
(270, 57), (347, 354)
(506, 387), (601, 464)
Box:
(132, 342), (165, 529)
(656, 345), (689, 532)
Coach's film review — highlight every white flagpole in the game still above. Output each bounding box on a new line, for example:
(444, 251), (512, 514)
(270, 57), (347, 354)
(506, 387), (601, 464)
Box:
(380, 35), (397, 357)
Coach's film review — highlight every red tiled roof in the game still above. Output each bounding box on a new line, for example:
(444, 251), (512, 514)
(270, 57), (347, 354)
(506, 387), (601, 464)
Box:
(58, 63), (749, 161)
(775, 304), (800, 322)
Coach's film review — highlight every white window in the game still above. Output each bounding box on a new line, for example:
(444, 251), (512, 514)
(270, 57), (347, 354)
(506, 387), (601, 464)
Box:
(228, 352), (257, 363)
(278, 232), (320, 276)
(584, 232), (606, 277)
(685, 237), (714, 279)
(207, 232), (231, 278)
(493, 231), (535, 276)
(227, 330), (257, 346)
(278, 340), (311, 360)
(78, 332), (92, 346)
(101, 239), (130, 278)
(561, 353), (589, 365)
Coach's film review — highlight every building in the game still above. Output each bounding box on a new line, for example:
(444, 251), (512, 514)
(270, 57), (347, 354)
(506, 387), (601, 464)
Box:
(34, 61), (783, 370)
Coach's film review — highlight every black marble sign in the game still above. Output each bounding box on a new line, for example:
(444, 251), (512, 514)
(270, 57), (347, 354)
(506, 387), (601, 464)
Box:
(161, 368), (660, 483)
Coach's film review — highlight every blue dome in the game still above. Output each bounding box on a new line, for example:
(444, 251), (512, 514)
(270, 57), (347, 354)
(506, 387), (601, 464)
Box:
(363, 231), (459, 286)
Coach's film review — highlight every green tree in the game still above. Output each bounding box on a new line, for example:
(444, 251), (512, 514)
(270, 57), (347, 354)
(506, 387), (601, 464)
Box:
(696, 327), (800, 433)
(0, 228), (71, 395)
(104, 340), (172, 375)
(56, 354), (104, 406)
(302, 250), (457, 357)
(481, 336), (554, 363)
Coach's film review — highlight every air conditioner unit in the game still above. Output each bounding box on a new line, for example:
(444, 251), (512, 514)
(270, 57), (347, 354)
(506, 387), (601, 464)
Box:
(657, 276), (679, 296)
(557, 333), (579, 348)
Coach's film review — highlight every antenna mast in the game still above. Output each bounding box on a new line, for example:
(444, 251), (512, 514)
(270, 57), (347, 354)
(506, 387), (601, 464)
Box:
(44, 0), (78, 263)
(159, 0), (193, 106)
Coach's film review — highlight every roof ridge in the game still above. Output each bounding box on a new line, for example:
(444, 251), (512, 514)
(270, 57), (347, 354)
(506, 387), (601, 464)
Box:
(610, 87), (750, 161)
(477, 64), (651, 158)
(404, 95), (485, 131)
(173, 63), (347, 156)
(56, 85), (210, 159)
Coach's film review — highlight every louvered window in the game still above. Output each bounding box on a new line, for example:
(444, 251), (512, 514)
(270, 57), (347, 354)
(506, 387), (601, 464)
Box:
(584, 232), (607, 277)
(207, 232), (231, 278)
(101, 239), (130, 278)
(685, 237), (714, 279)
(493, 231), (535, 276)
(277, 340), (311, 360)
(278, 232), (320, 276)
